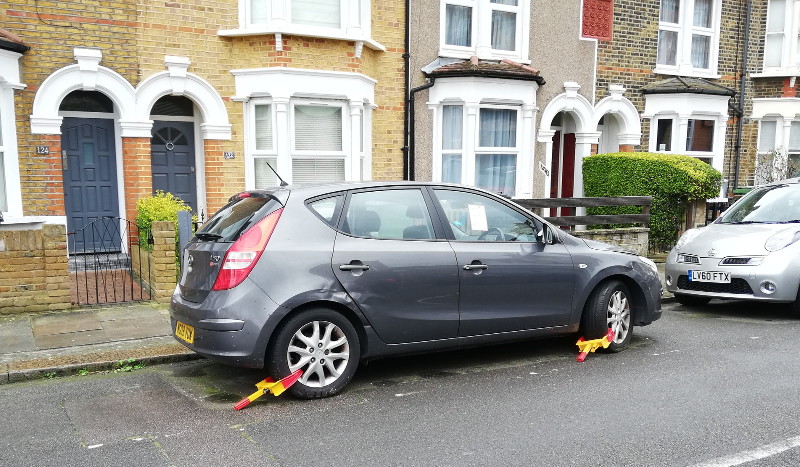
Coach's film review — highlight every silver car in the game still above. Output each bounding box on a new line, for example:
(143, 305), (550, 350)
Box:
(666, 178), (800, 310)
(171, 182), (662, 398)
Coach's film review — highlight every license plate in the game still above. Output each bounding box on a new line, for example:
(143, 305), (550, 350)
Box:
(175, 321), (195, 344)
(688, 270), (731, 283)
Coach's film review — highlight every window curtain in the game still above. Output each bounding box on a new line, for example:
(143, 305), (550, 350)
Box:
(693, 0), (712, 28)
(294, 105), (342, 151)
(250, 0), (268, 23)
(475, 154), (516, 195)
(658, 30), (678, 65)
(660, 0), (680, 23)
(445, 4), (472, 46)
(442, 105), (463, 150)
(292, 0), (341, 28)
(442, 105), (463, 184)
(292, 159), (345, 184)
(254, 157), (279, 189)
(479, 109), (516, 147)
(691, 35), (710, 68)
(766, 0), (787, 67)
(255, 104), (273, 151)
(790, 121), (800, 150)
(491, 11), (516, 51)
(758, 121), (777, 152)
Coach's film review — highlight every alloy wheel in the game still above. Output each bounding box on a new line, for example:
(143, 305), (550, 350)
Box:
(287, 320), (350, 388)
(607, 290), (631, 344)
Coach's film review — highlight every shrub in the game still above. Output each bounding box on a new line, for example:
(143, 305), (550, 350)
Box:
(135, 191), (194, 251)
(583, 152), (721, 252)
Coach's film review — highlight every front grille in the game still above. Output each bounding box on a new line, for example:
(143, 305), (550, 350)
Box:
(677, 276), (753, 294)
(678, 254), (700, 264)
(720, 257), (751, 265)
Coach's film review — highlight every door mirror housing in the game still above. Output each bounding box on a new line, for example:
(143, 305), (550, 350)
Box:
(539, 224), (557, 245)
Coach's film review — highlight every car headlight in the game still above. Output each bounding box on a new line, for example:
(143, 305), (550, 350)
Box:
(765, 227), (800, 251)
(675, 228), (702, 251)
(638, 256), (658, 273)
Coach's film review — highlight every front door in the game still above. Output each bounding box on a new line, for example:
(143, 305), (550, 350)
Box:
(550, 131), (577, 217)
(61, 117), (120, 253)
(151, 121), (197, 211)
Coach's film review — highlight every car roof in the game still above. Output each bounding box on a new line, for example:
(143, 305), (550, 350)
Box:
(245, 181), (493, 198)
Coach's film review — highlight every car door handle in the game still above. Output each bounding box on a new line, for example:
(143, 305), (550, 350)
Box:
(463, 264), (488, 271)
(339, 264), (370, 271)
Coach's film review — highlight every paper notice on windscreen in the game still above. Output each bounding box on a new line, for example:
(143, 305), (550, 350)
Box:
(468, 204), (488, 231)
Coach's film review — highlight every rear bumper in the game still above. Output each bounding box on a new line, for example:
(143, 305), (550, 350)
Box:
(169, 279), (286, 368)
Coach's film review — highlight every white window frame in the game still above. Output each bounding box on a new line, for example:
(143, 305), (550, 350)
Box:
(755, 116), (800, 183)
(643, 93), (729, 175)
(234, 67), (375, 189)
(654, 0), (722, 78)
(220, 0), (384, 54)
(429, 77), (538, 198)
(755, 0), (800, 77)
(0, 50), (24, 219)
(438, 0), (531, 63)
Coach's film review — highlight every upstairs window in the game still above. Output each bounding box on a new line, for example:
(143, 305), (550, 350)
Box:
(763, 0), (800, 73)
(656, 0), (720, 77)
(440, 0), (529, 61)
(250, 0), (344, 28)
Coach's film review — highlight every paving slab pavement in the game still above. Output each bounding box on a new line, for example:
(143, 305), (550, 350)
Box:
(0, 302), (201, 384)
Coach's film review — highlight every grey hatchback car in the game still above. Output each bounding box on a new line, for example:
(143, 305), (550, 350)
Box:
(171, 182), (662, 398)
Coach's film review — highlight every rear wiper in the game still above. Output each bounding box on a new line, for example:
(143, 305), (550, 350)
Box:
(194, 232), (223, 241)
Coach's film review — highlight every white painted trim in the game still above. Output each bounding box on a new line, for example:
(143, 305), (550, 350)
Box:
(1, 85), (23, 217)
(0, 49), (25, 90)
(751, 98), (800, 120)
(593, 85), (642, 145)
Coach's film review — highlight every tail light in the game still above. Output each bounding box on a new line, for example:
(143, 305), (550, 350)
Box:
(212, 208), (283, 291)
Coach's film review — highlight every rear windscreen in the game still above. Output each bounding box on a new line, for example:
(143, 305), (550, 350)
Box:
(196, 197), (280, 242)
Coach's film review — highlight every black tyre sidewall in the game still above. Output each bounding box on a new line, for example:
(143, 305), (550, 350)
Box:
(266, 308), (360, 399)
(581, 280), (632, 353)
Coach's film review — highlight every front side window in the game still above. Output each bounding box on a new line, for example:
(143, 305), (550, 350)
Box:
(440, 0), (527, 60)
(344, 189), (435, 240)
(433, 188), (537, 242)
(656, 0), (720, 76)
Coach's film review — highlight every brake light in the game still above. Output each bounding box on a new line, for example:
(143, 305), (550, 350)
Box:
(211, 208), (283, 291)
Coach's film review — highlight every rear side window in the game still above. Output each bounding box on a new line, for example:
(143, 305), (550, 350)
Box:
(196, 197), (280, 241)
(343, 189), (435, 240)
(307, 195), (344, 227)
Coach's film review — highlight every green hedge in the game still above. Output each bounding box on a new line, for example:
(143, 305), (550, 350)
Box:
(583, 152), (721, 251)
(136, 191), (195, 251)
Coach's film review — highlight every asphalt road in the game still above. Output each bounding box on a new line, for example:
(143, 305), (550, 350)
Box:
(2, 300), (800, 466)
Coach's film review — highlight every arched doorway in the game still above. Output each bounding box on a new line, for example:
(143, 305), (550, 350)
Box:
(59, 90), (120, 252)
(149, 96), (197, 211)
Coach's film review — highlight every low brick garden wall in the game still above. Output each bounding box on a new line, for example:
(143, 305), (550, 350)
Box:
(0, 224), (71, 313)
(571, 227), (650, 256)
(130, 220), (178, 304)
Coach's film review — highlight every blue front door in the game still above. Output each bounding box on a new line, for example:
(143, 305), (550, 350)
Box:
(151, 121), (197, 211)
(61, 117), (120, 253)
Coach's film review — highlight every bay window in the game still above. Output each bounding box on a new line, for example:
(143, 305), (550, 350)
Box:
(236, 67), (374, 189)
(440, 0), (529, 61)
(437, 103), (522, 196)
(756, 118), (800, 181)
(656, 0), (721, 77)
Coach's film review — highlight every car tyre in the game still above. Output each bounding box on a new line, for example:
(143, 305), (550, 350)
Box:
(266, 308), (360, 399)
(674, 293), (712, 306)
(581, 280), (632, 353)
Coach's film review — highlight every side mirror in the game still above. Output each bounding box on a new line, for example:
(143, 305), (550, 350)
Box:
(539, 224), (556, 245)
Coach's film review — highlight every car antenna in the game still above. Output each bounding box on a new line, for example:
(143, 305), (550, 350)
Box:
(266, 162), (289, 187)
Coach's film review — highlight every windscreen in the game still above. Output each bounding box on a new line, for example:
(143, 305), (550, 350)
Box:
(718, 184), (800, 224)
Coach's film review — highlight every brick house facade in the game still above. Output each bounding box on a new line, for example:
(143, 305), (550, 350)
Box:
(1, 0), (405, 228)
